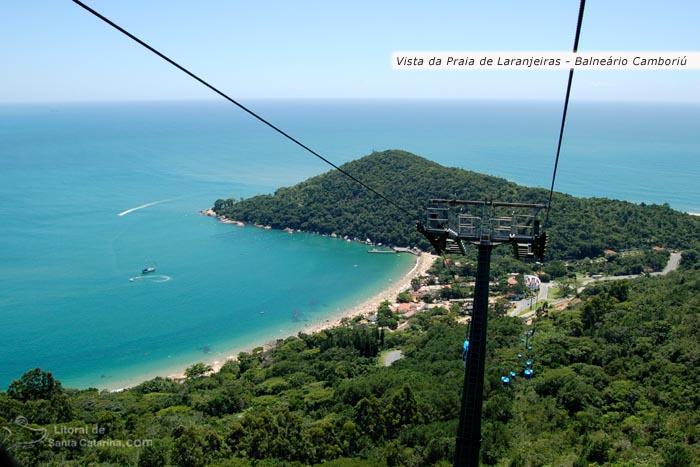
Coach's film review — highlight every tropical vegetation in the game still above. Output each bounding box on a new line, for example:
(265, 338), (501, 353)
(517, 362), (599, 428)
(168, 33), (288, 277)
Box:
(214, 150), (700, 260)
(3, 150), (699, 466)
(2, 266), (699, 466)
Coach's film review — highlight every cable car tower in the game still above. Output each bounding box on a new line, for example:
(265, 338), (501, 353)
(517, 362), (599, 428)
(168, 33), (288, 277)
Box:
(418, 200), (547, 260)
(418, 200), (547, 467)
(417, 0), (585, 462)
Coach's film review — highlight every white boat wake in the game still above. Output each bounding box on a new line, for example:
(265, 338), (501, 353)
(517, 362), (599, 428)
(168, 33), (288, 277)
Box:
(129, 275), (172, 283)
(118, 199), (173, 217)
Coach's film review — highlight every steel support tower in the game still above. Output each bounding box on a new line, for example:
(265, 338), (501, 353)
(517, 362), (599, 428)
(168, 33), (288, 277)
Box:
(418, 200), (547, 467)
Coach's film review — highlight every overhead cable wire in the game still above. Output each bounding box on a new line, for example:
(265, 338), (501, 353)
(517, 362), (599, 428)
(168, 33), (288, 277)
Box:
(72, 0), (415, 220)
(545, 0), (586, 228)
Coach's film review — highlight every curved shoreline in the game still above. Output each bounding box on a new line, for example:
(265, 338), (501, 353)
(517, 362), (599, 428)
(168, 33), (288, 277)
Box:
(175, 252), (436, 384)
(104, 246), (436, 391)
(298, 251), (436, 335)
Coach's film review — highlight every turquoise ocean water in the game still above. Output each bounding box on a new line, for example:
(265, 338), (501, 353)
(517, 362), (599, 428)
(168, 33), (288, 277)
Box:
(0, 100), (697, 389)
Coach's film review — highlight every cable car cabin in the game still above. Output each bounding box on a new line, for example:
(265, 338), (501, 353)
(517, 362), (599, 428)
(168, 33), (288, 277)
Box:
(417, 199), (548, 261)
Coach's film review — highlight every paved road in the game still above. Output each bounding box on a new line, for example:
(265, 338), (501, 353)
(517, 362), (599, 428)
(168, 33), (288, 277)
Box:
(581, 251), (682, 288)
(511, 283), (552, 316)
(509, 252), (681, 319)
(656, 251), (682, 275)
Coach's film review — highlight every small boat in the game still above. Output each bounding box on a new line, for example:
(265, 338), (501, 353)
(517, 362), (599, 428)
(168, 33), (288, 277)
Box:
(142, 267), (156, 274)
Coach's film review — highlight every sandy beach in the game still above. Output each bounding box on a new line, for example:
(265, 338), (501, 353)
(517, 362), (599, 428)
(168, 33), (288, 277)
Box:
(299, 252), (437, 335)
(202, 252), (437, 376)
(102, 211), (439, 390)
(105, 251), (437, 390)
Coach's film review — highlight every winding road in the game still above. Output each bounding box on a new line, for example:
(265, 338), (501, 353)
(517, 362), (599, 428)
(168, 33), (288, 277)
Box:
(509, 252), (682, 319)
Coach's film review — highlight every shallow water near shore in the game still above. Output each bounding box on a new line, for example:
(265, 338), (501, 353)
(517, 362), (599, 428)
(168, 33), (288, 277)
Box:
(0, 99), (697, 389)
(1, 194), (415, 389)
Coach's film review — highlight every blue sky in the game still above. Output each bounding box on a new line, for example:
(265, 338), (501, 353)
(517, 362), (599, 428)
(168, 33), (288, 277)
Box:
(1, 1), (698, 103)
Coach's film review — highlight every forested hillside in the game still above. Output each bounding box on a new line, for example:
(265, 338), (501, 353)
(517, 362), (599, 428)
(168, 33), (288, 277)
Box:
(2, 268), (699, 466)
(3, 150), (699, 466)
(214, 150), (700, 259)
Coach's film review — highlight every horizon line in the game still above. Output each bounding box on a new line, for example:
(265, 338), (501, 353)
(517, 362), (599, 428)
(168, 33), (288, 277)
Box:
(1, 96), (698, 106)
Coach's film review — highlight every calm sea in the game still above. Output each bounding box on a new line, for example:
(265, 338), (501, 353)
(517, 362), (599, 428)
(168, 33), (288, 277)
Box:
(0, 99), (697, 389)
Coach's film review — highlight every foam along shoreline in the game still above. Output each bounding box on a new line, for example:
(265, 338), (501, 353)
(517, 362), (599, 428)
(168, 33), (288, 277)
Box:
(104, 251), (437, 392)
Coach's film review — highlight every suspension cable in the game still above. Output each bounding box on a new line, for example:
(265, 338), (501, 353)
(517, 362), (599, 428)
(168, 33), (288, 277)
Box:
(72, 0), (415, 220)
(545, 0), (586, 228)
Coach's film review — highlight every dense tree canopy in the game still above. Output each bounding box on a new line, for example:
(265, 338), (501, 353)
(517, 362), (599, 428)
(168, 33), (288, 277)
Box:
(7, 369), (63, 403)
(215, 150), (700, 259)
(2, 268), (699, 466)
(2, 150), (699, 466)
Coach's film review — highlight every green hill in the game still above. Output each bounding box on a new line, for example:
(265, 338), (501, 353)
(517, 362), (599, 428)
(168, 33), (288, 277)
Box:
(3, 152), (700, 466)
(214, 150), (700, 259)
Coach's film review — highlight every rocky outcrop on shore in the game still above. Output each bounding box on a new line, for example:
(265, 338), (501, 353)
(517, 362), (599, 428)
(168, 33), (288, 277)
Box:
(200, 208), (245, 227)
(200, 208), (421, 254)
